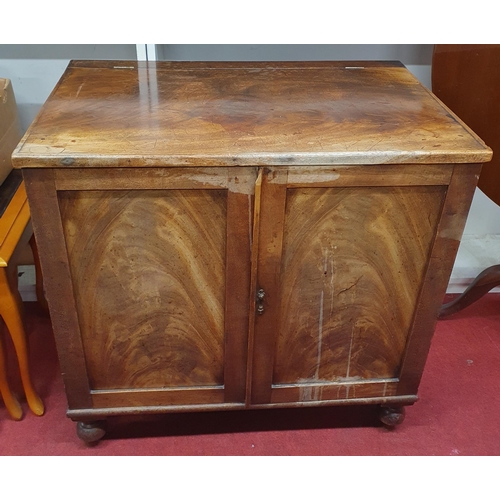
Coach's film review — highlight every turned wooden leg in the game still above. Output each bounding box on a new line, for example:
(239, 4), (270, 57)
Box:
(0, 269), (44, 417)
(28, 235), (48, 312)
(378, 405), (406, 427)
(440, 265), (500, 319)
(0, 330), (23, 420)
(76, 420), (107, 443)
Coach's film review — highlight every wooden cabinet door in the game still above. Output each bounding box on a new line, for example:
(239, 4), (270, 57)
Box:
(25, 167), (256, 412)
(249, 165), (452, 406)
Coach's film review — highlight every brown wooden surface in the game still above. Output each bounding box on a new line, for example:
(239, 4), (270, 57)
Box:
(398, 164), (483, 394)
(12, 60), (491, 169)
(250, 167), (446, 405)
(432, 45), (500, 204)
(16, 61), (490, 427)
(245, 168), (263, 405)
(432, 45), (500, 317)
(59, 188), (228, 389)
(223, 168), (256, 402)
(250, 168), (288, 404)
(22, 169), (93, 409)
(439, 265), (500, 318)
(26, 166), (255, 409)
(275, 185), (444, 382)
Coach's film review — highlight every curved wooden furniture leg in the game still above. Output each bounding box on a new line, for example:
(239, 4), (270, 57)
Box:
(0, 330), (23, 420)
(0, 269), (44, 416)
(76, 420), (107, 443)
(439, 265), (500, 319)
(29, 235), (48, 312)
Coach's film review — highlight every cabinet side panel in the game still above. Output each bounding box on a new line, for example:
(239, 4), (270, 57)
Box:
(58, 189), (227, 390)
(22, 169), (93, 409)
(274, 186), (445, 385)
(398, 163), (483, 394)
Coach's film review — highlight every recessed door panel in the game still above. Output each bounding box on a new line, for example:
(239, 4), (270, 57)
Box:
(51, 166), (256, 410)
(59, 189), (227, 390)
(274, 186), (445, 384)
(250, 167), (446, 405)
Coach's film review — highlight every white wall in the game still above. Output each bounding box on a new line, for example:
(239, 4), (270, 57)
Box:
(1, 44), (497, 292)
(0, 44), (137, 130)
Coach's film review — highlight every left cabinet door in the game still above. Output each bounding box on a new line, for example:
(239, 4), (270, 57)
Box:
(24, 167), (256, 413)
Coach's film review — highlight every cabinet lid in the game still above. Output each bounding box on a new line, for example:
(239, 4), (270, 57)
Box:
(12, 60), (492, 168)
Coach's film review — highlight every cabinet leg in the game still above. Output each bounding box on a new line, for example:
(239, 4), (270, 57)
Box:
(76, 420), (107, 443)
(378, 405), (406, 427)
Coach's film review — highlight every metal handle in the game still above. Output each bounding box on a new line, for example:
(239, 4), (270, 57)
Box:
(256, 288), (265, 315)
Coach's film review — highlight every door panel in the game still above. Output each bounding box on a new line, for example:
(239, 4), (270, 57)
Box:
(56, 167), (255, 409)
(251, 167), (446, 404)
(60, 189), (227, 390)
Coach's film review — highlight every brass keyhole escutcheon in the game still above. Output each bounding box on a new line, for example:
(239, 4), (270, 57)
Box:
(257, 288), (265, 315)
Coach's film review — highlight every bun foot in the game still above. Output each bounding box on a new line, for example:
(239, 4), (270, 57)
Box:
(76, 420), (107, 443)
(378, 405), (406, 427)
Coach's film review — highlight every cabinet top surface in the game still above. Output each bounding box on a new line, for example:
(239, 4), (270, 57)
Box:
(13, 60), (492, 168)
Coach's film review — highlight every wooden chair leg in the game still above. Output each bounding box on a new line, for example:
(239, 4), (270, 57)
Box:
(29, 235), (48, 312)
(0, 329), (23, 420)
(439, 264), (500, 318)
(0, 269), (44, 416)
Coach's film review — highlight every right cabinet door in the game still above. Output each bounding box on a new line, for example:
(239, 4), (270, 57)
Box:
(249, 165), (451, 406)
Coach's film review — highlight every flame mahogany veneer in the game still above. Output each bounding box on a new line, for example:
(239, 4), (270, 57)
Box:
(12, 60), (492, 442)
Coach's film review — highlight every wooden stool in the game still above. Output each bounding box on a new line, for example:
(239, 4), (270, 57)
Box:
(0, 170), (44, 420)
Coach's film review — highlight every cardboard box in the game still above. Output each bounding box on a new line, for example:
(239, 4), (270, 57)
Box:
(0, 78), (22, 185)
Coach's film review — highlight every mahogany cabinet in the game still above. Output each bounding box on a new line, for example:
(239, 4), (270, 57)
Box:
(12, 60), (491, 442)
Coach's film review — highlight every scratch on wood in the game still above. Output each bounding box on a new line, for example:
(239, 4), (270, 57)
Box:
(337, 275), (363, 296)
(346, 322), (355, 378)
(75, 83), (84, 98)
(315, 290), (324, 382)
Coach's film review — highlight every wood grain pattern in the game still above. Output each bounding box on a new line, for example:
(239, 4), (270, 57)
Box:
(397, 163), (483, 394)
(250, 168), (288, 404)
(285, 164), (453, 188)
(269, 379), (398, 403)
(432, 45), (500, 204)
(16, 61), (490, 430)
(91, 386), (226, 408)
(54, 167), (231, 191)
(12, 61), (491, 169)
(58, 188), (227, 390)
(223, 168), (255, 402)
(22, 168), (93, 409)
(273, 185), (445, 386)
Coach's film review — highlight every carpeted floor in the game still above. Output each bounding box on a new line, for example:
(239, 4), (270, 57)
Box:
(1, 293), (499, 455)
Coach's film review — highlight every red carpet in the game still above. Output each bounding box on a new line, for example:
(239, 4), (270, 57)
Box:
(1, 294), (499, 455)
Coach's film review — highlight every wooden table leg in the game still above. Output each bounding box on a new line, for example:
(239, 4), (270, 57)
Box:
(439, 265), (500, 318)
(0, 328), (23, 420)
(0, 269), (44, 416)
